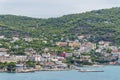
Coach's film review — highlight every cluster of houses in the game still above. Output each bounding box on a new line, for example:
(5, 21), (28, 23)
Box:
(56, 41), (81, 47)
(56, 40), (120, 65)
(0, 47), (69, 70)
(0, 34), (120, 72)
(95, 41), (120, 64)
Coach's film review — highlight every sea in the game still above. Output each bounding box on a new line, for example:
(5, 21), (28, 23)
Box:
(0, 66), (120, 80)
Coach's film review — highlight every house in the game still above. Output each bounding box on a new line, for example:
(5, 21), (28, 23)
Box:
(35, 65), (42, 69)
(0, 35), (5, 39)
(98, 41), (111, 48)
(117, 58), (120, 64)
(57, 63), (67, 69)
(95, 49), (102, 53)
(0, 55), (27, 62)
(16, 64), (25, 72)
(73, 51), (80, 57)
(50, 52), (57, 59)
(44, 48), (49, 53)
(58, 52), (66, 57)
(77, 35), (85, 40)
(104, 53), (111, 57)
(56, 42), (67, 47)
(41, 53), (51, 62)
(25, 48), (36, 55)
(57, 56), (65, 61)
(65, 53), (73, 57)
(98, 41), (105, 45)
(44, 62), (55, 69)
(0, 48), (8, 57)
(0, 56), (16, 62)
(23, 38), (33, 42)
(0, 48), (8, 52)
(109, 62), (116, 65)
(12, 37), (19, 42)
(31, 55), (41, 62)
(43, 41), (47, 44)
(78, 42), (96, 53)
(40, 57), (48, 62)
(15, 55), (27, 62)
(68, 41), (81, 47)
(51, 58), (58, 62)
(84, 42), (96, 49)
(42, 53), (50, 58)
(55, 61), (67, 69)
(80, 55), (91, 62)
(0, 52), (8, 56)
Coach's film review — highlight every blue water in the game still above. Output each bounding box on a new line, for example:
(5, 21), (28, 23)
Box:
(0, 66), (120, 80)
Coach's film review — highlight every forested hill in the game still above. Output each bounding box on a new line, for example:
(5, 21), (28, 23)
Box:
(0, 7), (120, 45)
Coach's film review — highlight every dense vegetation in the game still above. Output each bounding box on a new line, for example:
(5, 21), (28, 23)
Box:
(0, 7), (120, 46)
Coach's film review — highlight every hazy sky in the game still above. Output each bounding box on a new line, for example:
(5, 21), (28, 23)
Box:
(0, 0), (120, 18)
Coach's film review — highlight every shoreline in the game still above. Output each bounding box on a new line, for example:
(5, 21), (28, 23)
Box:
(0, 65), (119, 73)
(0, 68), (71, 73)
(17, 68), (70, 73)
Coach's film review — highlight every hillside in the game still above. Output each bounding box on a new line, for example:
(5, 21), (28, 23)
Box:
(0, 7), (120, 45)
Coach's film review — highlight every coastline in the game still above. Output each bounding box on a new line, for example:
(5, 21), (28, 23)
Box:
(0, 68), (70, 73)
(0, 65), (119, 73)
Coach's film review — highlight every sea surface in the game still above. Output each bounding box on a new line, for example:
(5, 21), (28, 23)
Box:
(0, 66), (120, 80)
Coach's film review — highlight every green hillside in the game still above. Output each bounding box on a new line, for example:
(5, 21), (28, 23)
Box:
(0, 7), (120, 45)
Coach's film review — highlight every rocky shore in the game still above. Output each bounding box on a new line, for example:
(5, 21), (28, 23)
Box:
(0, 68), (70, 73)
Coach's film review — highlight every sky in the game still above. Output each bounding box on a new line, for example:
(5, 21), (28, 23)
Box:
(0, 0), (120, 18)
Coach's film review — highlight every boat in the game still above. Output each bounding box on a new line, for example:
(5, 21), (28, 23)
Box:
(79, 69), (104, 72)
(16, 69), (35, 73)
(92, 65), (104, 67)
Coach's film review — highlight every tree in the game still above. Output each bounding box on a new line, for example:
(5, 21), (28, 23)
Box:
(0, 62), (8, 69)
(106, 48), (112, 53)
(26, 60), (35, 68)
(7, 62), (16, 72)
